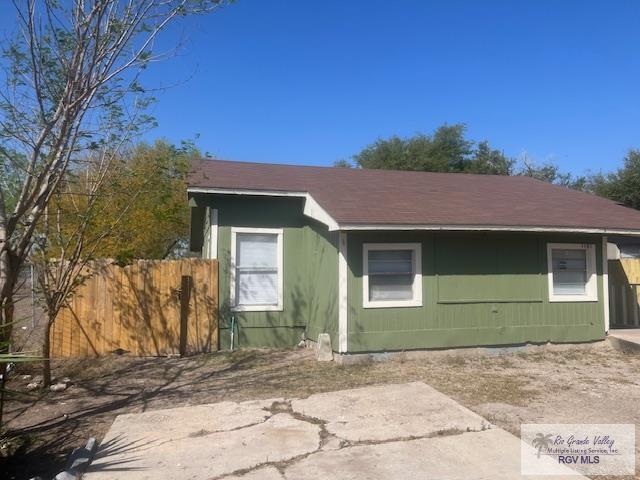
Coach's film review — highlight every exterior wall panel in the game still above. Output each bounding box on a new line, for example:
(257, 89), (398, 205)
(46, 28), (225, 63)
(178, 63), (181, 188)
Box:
(304, 222), (339, 344)
(193, 194), (339, 349)
(191, 193), (605, 353)
(347, 231), (605, 352)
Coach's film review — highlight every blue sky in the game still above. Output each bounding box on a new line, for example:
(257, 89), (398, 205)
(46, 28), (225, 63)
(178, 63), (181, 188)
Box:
(2, 1), (639, 174)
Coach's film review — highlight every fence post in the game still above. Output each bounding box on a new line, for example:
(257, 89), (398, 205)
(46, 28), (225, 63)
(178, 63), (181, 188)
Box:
(179, 275), (192, 356)
(634, 284), (640, 327)
(31, 263), (36, 328)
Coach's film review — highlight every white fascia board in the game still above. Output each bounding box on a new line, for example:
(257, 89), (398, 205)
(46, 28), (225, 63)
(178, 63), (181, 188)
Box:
(187, 188), (640, 236)
(187, 187), (339, 231)
(302, 194), (339, 230)
(339, 224), (640, 236)
(188, 187), (308, 197)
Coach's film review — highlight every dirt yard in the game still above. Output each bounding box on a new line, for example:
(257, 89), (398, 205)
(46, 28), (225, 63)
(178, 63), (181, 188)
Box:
(2, 341), (639, 480)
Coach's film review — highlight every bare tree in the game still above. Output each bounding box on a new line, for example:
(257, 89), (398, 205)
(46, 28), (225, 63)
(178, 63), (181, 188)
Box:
(0, 0), (228, 423)
(31, 143), (150, 386)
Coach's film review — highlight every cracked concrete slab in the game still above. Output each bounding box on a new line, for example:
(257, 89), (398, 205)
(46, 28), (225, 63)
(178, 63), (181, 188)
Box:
(291, 381), (488, 442)
(84, 412), (319, 480)
(92, 398), (279, 442)
(284, 428), (581, 480)
(84, 382), (582, 479)
(222, 466), (285, 479)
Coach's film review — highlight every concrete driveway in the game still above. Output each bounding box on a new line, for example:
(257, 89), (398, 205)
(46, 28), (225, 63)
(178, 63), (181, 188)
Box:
(84, 382), (579, 480)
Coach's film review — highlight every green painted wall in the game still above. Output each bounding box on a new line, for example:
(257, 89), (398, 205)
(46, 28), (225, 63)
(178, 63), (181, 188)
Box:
(304, 221), (339, 343)
(191, 194), (339, 349)
(190, 193), (606, 353)
(346, 231), (605, 352)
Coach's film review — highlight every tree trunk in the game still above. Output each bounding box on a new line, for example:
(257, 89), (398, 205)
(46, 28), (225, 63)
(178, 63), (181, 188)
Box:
(0, 363), (6, 428)
(0, 297), (14, 430)
(42, 320), (52, 387)
(0, 295), (15, 348)
(0, 249), (20, 351)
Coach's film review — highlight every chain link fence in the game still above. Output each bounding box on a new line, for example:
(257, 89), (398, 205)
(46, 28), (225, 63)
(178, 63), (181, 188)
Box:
(11, 264), (46, 355)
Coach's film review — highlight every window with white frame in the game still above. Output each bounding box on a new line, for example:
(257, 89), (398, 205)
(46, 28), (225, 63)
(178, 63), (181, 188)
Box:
(547, 243), (597, 302)
(231, 228), (283, 311)
(363, 243), (422, 308)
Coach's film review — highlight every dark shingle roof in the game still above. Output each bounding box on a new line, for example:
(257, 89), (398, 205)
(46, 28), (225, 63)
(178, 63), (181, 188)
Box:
(188, 159), (640, 233)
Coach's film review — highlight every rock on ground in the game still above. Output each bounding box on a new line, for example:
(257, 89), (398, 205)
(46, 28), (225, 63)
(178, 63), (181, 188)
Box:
(315, 333), (334, 362)
(50, 383), (68, 392)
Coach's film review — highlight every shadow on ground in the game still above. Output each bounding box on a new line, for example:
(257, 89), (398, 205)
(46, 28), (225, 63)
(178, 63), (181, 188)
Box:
(2, 343), (639, 480)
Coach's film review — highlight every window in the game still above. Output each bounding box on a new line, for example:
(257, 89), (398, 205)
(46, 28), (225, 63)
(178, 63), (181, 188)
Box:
(363, 243), (422, 308)
(547, 243), (597, 302)
(231, 228), (283, 311)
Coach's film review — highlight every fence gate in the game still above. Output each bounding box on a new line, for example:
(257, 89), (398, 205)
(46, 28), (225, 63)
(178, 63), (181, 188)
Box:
(50, 259), (219, 357)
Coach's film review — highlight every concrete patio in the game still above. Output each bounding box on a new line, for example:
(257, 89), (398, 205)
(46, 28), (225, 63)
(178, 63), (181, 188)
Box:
(83, 382), (582, 480)
(609, 328), (640, 353)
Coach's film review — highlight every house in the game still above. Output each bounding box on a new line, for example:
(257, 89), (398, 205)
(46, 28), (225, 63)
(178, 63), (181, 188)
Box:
(187, 159), (640, 354)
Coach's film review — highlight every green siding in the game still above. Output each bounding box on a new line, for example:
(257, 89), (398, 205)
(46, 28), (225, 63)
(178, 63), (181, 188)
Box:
(346, 231), (605, 353)
(304, 222), (339, 343)
(190, 193), (606, 353)
(191, 194), (339, 349)
(436, 236), (542, 302)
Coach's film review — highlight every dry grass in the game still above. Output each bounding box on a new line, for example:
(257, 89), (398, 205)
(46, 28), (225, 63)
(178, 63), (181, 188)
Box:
(2, 342), (640, 479)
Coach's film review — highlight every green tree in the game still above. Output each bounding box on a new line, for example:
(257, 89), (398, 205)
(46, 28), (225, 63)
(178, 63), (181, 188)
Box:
(353, 124), (475, 172)
(519, 157), (587, 190)
(465, 141), (514, 175)
(94, 140), (195, 263)
(0, 0), (229, 426)
(427, 124), (474, 172)
(333, 159), (353, 168)
(591, 150), (640, 209)
(30, 139), (194, 386)
(351, 124), (517, 175)
(351, 126), (587, 189)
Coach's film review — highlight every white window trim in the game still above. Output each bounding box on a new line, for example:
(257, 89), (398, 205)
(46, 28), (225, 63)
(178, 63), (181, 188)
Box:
(363, 243), (422, 308)
(230, 227), (284, 312)
(547, 243), (598, 303)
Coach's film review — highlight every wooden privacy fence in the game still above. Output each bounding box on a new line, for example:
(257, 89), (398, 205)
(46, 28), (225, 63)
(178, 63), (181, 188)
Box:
(50, 259), (219, 357)
(609, 258), (640, 328)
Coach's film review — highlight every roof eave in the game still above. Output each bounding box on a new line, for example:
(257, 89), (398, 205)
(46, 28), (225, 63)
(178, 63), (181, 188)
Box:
(339, 223), (640, 235)
(186, 187), (339, 231)
(187, 187), (640, 236)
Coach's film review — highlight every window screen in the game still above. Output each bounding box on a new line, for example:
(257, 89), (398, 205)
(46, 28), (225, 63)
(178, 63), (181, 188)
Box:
(551, 248), (587, 295)
(368, 249), (414, 301)
(235, 233), (279, 306)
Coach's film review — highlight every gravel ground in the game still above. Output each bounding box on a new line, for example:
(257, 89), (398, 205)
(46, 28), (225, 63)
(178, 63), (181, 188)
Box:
(1, 341), (639, 480)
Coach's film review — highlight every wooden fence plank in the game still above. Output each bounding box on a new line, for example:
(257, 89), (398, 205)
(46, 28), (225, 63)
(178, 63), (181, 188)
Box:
(621, 258), (640, 284)
(50, 259), (218, 357)
(609, 258), (640, 328)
